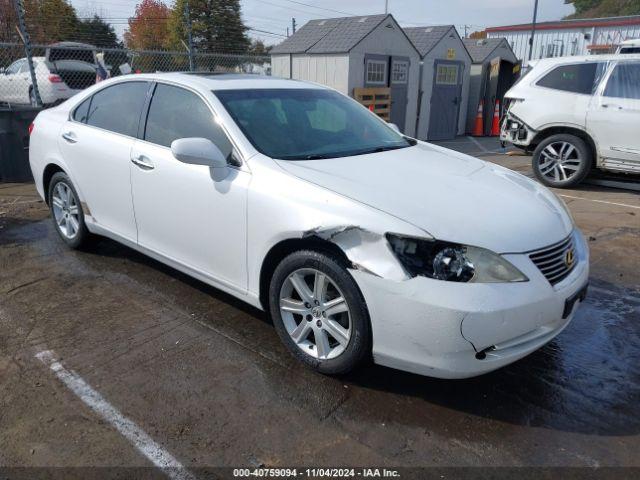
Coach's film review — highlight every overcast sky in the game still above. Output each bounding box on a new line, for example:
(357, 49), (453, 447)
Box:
(71, 0), (576, 45)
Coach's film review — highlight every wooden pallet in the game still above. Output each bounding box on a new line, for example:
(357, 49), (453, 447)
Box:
(353, 87), (391, 121)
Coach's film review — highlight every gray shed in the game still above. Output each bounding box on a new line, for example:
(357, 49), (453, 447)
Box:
(270, 14), (420, 135)
(462, 38), (520, 135)
(404, 25), (472, 141)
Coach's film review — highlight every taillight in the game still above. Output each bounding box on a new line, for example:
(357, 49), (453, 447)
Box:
(48, 74), (63, 83)
(28, 122), (34, 135)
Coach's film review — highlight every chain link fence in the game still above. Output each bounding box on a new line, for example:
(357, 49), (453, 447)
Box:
(0, 41), (271, 109)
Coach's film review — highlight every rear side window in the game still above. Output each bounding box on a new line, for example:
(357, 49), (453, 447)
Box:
(73, 97), (91, 123)
(604, 63), (640, 100)
(537, 63), (604, 94)
(85, 82), (149, 137)
(144, 83), (233, 159)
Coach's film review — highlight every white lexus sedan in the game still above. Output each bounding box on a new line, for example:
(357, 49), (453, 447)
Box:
(29, 73), (589, 379)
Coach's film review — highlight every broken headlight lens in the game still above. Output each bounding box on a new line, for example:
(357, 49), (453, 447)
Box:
(386, 234), (528, 283)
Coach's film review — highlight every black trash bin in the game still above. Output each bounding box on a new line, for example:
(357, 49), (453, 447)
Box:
(0, 107), (40, 182)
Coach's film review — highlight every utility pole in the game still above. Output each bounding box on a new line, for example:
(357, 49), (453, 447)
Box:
(184, 0), (195, 71)
(528, 0), (539, 62)
(13, 0), (41, 107)
(385, 0), (389, 14)
(286, 27), (289, 37)
(464, 25), (468, 38)
(291, 18), (296, 35)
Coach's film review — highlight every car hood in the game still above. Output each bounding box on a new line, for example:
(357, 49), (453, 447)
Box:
(275, 143), (573, 253)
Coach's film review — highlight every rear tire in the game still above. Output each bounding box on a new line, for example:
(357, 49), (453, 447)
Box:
(269, 250), (371, 375)
(532, 134), (592, 188)
(48, 172), (90, 249)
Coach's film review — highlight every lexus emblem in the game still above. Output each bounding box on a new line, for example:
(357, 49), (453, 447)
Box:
(565, 248), (575, 268)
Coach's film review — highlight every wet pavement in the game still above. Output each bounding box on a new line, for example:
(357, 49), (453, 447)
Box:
(0, 150), (639, 477)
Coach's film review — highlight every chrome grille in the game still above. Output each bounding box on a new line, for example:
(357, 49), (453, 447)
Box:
(529, 233), (576, 285)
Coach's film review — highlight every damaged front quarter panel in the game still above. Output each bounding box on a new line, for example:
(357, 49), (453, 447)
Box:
(303, 225), (412, 281)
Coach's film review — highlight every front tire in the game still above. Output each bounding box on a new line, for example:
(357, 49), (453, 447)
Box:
(48, 172), (90, 249)
(269, 250), (371, 375)
(532, 134), (592, 188)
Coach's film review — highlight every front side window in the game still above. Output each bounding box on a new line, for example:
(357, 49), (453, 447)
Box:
(366, 60), (387, 84)
(603, 62), (640, 100)
(536, 62), (605, 95)
(6, 60), (23, 75)
(85, 82), (149, 137)
(144, 83), (233, 160)
(215, 88), (412, 160)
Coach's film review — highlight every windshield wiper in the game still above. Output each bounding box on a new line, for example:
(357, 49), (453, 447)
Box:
(304, 154), (329, 160)
(355, 144), (408, 156)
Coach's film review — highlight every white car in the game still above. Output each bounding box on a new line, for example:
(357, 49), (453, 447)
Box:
(0, 43), (97, 107)
(28, 74), (589, 379)
(501, 54), (640, 187)
(617, 39), (640, 54)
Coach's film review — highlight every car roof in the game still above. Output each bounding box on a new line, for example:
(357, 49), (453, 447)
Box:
(127, 72), (327, 91)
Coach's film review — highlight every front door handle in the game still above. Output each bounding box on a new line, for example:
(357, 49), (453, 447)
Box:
(131, 155), (155, 170)
(61, 132), (77, 143)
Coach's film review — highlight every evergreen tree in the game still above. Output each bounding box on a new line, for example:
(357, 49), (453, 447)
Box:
(169, 0), (250, 54)
(75, 15), (121, 48)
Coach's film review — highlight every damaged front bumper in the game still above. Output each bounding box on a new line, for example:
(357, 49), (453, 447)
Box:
(349, 238), (589, 379)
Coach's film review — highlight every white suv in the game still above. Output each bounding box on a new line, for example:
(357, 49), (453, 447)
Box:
(501, 55), (640, 188)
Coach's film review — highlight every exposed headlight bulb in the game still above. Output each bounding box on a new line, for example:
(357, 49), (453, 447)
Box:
(432, 247), (475, 282)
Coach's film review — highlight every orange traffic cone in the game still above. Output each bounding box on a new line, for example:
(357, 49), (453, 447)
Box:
(490, 100), (501, 137)
(472, 100), (484, 136)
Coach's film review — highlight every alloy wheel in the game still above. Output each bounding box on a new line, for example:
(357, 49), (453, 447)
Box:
(538, 141), (582, 182)
(279, 268), (351, 360)
(51, 182), (80, 239)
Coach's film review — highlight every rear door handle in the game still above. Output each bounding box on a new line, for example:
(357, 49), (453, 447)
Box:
(61, 132), (77, 143)
(131, 155), (155, 170)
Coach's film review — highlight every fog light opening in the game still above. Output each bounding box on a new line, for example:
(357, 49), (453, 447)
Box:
(475, 346), (495, 360)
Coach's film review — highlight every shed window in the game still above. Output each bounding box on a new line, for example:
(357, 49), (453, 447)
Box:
(436, 65), (458, 85)
(391, 61), (409, 84)
(366, 60), (387, 85)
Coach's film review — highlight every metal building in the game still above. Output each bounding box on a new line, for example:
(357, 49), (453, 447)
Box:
(270, 14), (420, 135)
(404, 25), (472, 141)
(462, 38), (520, 136)
(486, 15), (640, 65)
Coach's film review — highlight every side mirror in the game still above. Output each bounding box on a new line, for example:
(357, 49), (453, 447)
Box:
(388, 123), (401, 133)
(171, 137), (227, 169)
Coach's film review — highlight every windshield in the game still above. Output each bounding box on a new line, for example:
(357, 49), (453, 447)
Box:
(214, 88), (413, 160)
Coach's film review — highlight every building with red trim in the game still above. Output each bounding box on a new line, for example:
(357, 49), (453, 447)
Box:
(486, 15), (640, 64)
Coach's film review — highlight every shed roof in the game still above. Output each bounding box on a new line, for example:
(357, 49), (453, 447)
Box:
(271, 14), (396, 54)
(403, 25), (453, 57)
(463, 38), (513, 63)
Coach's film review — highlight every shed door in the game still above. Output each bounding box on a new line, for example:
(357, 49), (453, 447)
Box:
(389, 56), (409, 132)
(428, 60), (463, 141)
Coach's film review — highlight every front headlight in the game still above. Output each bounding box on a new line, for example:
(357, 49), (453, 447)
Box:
(386, 234), (528, 283)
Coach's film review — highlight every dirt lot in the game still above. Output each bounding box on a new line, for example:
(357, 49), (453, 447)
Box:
(0, 146), (639, 479)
